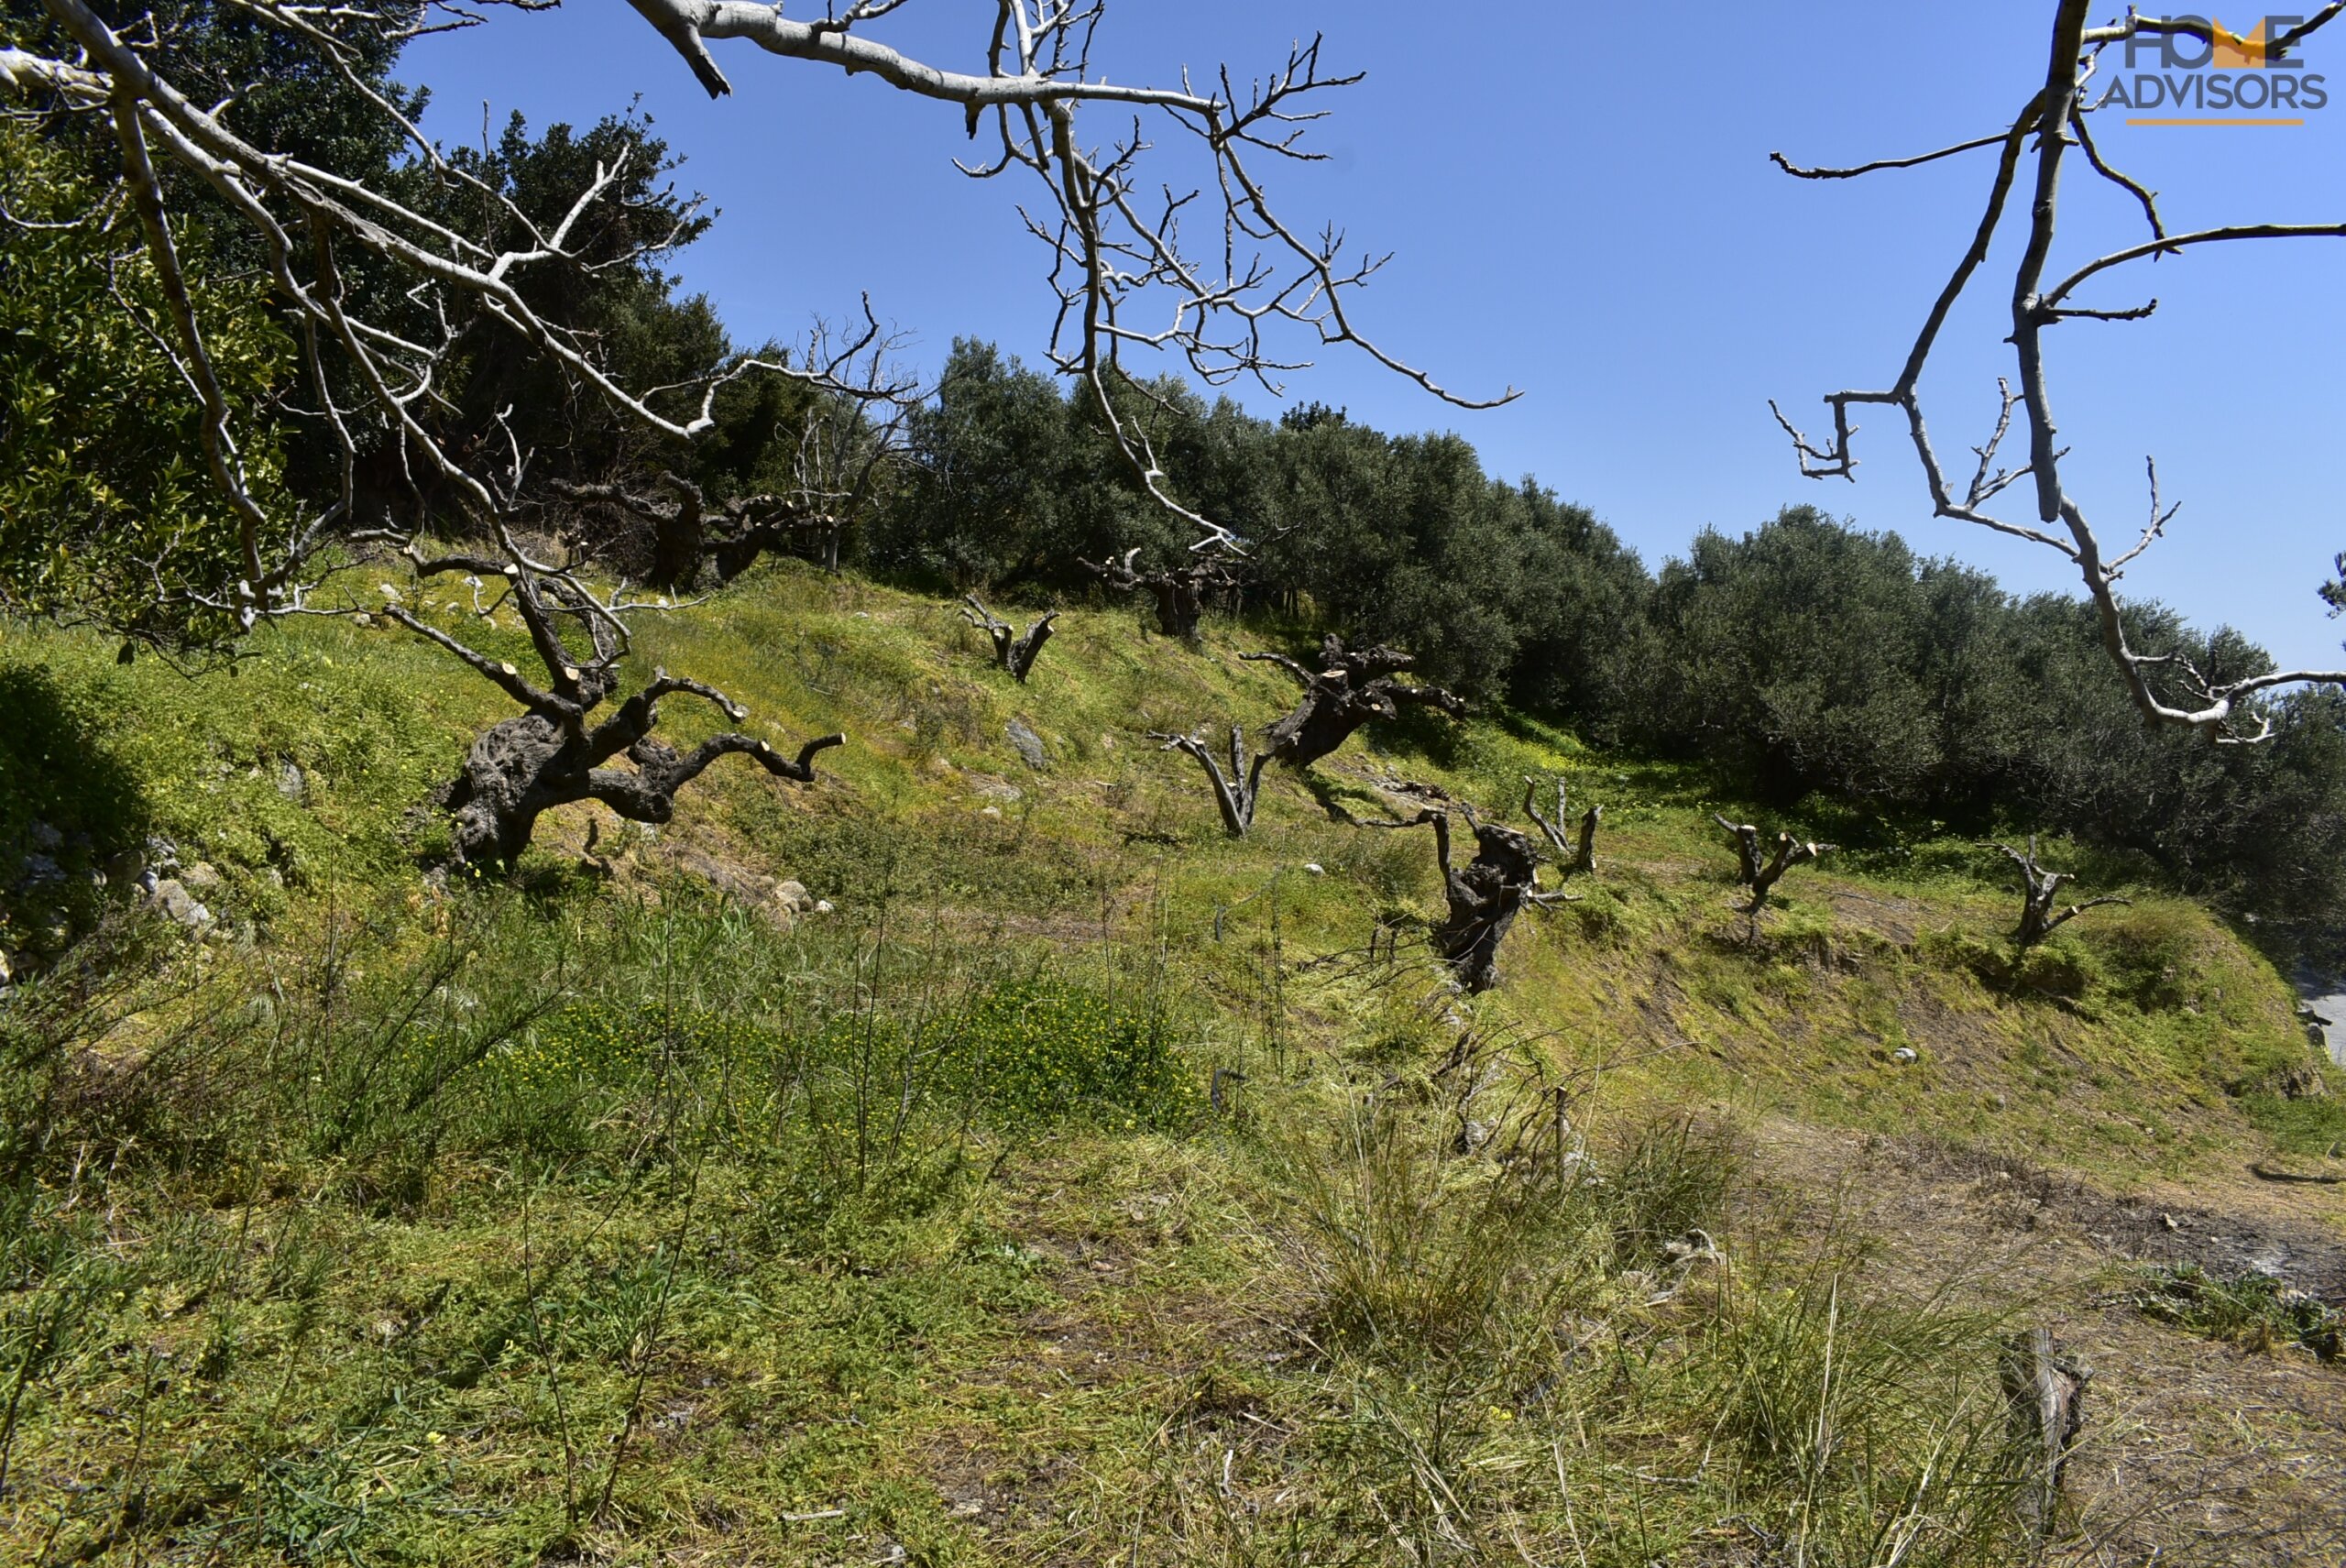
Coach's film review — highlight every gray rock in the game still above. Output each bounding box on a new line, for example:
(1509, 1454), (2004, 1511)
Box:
(970, 775), (1024, 804)
(813, 899), (835, 916)
(278, 761), (307, 801)
(1891, 1047), (1919, 1064)
(775, 880), (814, 915)
(148, 879), (213, 933)
(15, 853), (63, 891)
(1006, 718), (1047, 771)
(145, 836), (181, 874)
(27, 822), (61, 851)
(181, 861), (222, 891)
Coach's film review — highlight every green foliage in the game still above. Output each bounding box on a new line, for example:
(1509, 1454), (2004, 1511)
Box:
(0, 125), (293, 655)
(943, 977), (1197, 1133)
(2129, 1263), (2342, 1361)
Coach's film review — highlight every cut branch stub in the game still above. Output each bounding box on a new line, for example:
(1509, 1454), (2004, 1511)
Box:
(1244, 634), (1464, 771)
(2001, 1327), (2089, 1538)
(1714, 814), (1766, 886)
(1526, 776), (1601, 894)
(2000, 835), (2130, 948)
(959, 596), (1057, 683)
(1084, 548), (1241, 641)
(1149, 724), (1268, 838)
(1717, 817), (1829, 916)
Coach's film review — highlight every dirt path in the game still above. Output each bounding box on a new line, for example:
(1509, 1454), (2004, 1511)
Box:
(1750, 1121), (2346, 1567)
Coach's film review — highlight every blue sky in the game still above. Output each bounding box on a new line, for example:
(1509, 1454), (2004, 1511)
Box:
(405, 3), (2346, 674)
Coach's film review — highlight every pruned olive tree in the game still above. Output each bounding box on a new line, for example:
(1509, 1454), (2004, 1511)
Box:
(1084, 547), (1240, 641)
(1714, 815), (1830, 920)
(2001, 835), (2130, 948)
(550, 320), (913, 590)
(1147, 725), (1267, 838)
(959, 596), (1056, 682)
(1360, 778), (1601, 992)
(2, 0), (1504, 870)
(1244, 635), (1467, 770)
(1770, 3), (2346, 741)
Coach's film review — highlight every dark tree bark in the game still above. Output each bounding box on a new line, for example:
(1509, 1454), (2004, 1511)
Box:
(551, 472), (844, 593)
(1243, 635), (1465, 771)
(383, 550), (842, 869)
(1715, 815), (1829, 917)
(1083, 548), (1239, 641)
(2001, 836), (2128, 948)
(1149, 725), (1269, 837)
(959, 597), (1057, 682)
(1364, 790), (1597, 992)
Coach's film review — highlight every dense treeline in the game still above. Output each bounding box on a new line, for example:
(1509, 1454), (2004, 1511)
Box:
(862, 344), (2346, 949)
(2, 2), (2339, 952)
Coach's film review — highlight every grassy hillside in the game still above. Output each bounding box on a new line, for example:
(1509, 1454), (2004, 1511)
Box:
(2, 562), (2342, 1565)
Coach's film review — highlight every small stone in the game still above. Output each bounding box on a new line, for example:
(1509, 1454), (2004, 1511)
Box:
(181, 861), (222, 891)
(148, 879), (212, 933)
(15, 853), (63, 891)
(1891, 1047), (1919, 1064)
(352, 611), (375, 629)
(377, 582), (403, 603)
(1006, 718), (1047, 771)
(1302, 862), (1326, 876)
(277, 761), (306, 801)
(27, 822), (61, 851)
(145, 836), (181, 873)
(813, 899), (834, 916)
(776, 880), (814, 915)
(981, 806), (1003, 819)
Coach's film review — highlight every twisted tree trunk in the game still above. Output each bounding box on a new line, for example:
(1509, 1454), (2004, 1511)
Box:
(1360, 807), (1557, 990)
(384, 549), (842, 870)
(1244, 635), (1464, 770)
(959, 597), (1057, 682)
(1084, 548), (1238, 641)
(1715, 815), (1829, 917)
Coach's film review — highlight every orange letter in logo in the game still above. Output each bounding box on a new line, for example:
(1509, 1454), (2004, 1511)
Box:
(2209, 16), (2275, 69)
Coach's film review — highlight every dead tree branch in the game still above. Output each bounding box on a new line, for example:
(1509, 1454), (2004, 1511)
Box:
(1768, 0), (2346, 740)
(960, 596), (1056, 682)
(1149, 725), (1268, 837)
(622, 0), (1515, 551)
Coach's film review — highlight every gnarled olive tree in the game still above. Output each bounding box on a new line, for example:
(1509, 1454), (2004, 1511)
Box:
(2, 0), (1503, 870)
(1084, 548), (1240, 641)
(2000, 835), (2129, 948)
(1244, 636), (1467, 771)
(1363, 778), (1601, 992)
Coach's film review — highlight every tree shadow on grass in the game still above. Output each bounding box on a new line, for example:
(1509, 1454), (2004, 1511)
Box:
(0, 661), (151, 951)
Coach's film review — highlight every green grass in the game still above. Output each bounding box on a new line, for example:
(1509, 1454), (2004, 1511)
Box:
(1, 560), (2340, 1563)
